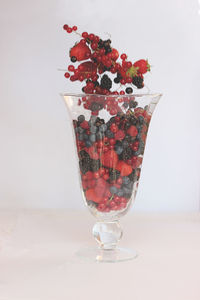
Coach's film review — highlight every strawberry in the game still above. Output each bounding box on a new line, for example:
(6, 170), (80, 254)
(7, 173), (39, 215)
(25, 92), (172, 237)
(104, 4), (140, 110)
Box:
(116, 161), (132, 176)
(94, 178), (107, 197)
(133, 59), (150, 74)
(127, 125), (138, 137)
(85, 189), (103, 203)
(101, 150), (118, 169)
(70, 42), (91, 61)
(78, 61), (97, 78)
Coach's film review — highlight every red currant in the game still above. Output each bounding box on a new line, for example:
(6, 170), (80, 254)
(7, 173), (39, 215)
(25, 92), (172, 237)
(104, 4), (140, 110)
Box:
(72, 26), (77, 31)
(82, 32), (88, 38)
(64, 72), (70, 78)
(120, 53), (127, 60)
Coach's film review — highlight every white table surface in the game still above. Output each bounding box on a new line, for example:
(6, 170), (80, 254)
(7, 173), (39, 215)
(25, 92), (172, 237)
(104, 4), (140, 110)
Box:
(0, 210), (200, 300)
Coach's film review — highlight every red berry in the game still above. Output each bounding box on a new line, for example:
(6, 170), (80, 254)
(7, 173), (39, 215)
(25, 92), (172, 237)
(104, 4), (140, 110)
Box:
(109, 138), (116, 145)
(63, 24), (68, 30)
(89, 33), (95, 40)
(93, 171), (100, 179)
(70, 42), (91, 61)
(82, 32), (88, 38)
(67, 27), (72, 33)
(91, 43), (98, 50)
(80, 120), (89, 129)
(120, 53), (127, 60)
(120, 91), (125, 95)
(127, 125), (138, 137)
(72, 26), (77, 31)
(68, 65), (75, 72)
(110, 123), (118, 133)
(103, 174), (109, 180)
(133, 59), (150, 74)
(64, 72), (70, 78)
(114, 130), (125, 141)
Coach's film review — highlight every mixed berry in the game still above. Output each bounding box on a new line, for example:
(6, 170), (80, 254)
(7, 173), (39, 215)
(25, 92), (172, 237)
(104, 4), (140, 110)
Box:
(73, 97), (151, 213)
(63, 25), (152, 214)
(63, 24), (151, 95)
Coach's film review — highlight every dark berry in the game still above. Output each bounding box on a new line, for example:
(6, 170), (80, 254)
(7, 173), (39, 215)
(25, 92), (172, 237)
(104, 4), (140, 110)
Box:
(125, 87), (133, 94)
(71, 56), (77, 63)
(90, 159), (101, 172)
(78, 115), (85, 123)
(100, 74), (112, 90)
(120, 147), (133, 160)
(132, 76), (144, 89)
(129, 101), (138, 108)
(109, 169), (120, 182)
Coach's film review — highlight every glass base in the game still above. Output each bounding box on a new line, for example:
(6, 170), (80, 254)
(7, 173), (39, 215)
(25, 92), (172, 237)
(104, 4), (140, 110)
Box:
(75, 247), (138, 263)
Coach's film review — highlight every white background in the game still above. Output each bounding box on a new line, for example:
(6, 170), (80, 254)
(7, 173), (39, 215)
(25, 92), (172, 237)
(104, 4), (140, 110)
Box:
(0, 0), (199, 212)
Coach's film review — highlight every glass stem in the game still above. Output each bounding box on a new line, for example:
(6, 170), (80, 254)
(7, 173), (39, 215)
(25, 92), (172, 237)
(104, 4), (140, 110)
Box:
(92, 221), (123, 250)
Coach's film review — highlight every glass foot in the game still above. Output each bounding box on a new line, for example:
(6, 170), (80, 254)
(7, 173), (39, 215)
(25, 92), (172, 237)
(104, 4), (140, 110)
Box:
(76, 247), (137, 263)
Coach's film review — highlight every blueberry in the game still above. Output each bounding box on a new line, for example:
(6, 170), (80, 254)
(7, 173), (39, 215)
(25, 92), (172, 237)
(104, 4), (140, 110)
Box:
(90, 126), (97, 133)
(117, 189), (124, 197)
(83, 133), (89, 140)
(115, 145), (123, 155)
(77, 127), (84, 134)
(99, 124), (107, 132)
(96, 132), (103, 140)
(105, 130), (114, 138)
(89, 116), (97, 125)
(85, 140), (92, 148)
(123, 177), (130, 185)
(123, 187), (132, 195)
(78, 134), (84, 141)
(110, 186), (118, 194)
(89, 134), (96, 143)
(78, 115), (85, 123)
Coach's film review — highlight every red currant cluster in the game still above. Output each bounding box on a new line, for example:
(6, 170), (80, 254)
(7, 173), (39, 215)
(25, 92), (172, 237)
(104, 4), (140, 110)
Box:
(63, 24), (151, 96)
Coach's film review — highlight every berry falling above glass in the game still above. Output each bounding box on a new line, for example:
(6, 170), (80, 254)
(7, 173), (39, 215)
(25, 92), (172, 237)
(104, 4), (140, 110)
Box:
(61, 25), (162, 262)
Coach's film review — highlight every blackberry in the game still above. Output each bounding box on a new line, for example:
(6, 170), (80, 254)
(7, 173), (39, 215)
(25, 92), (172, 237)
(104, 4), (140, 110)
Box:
(79, 157), (91, 174)
(129, 116), (137, 125)
(103, 39), (111, 48)
(90, 159), (100, 172)
(109, 169), (120, 181)
(79, 150), (90, 160)
(132, 76), (144, 89)
(120, 147), (133, 160)
(125, 87), (133, 94)
(71, 56), (77, 63)
(100, 75), (112, 90)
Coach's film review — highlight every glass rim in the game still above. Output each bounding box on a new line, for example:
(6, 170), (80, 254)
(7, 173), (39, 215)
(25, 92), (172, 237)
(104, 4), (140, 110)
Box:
(60, 92), (162, 98)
